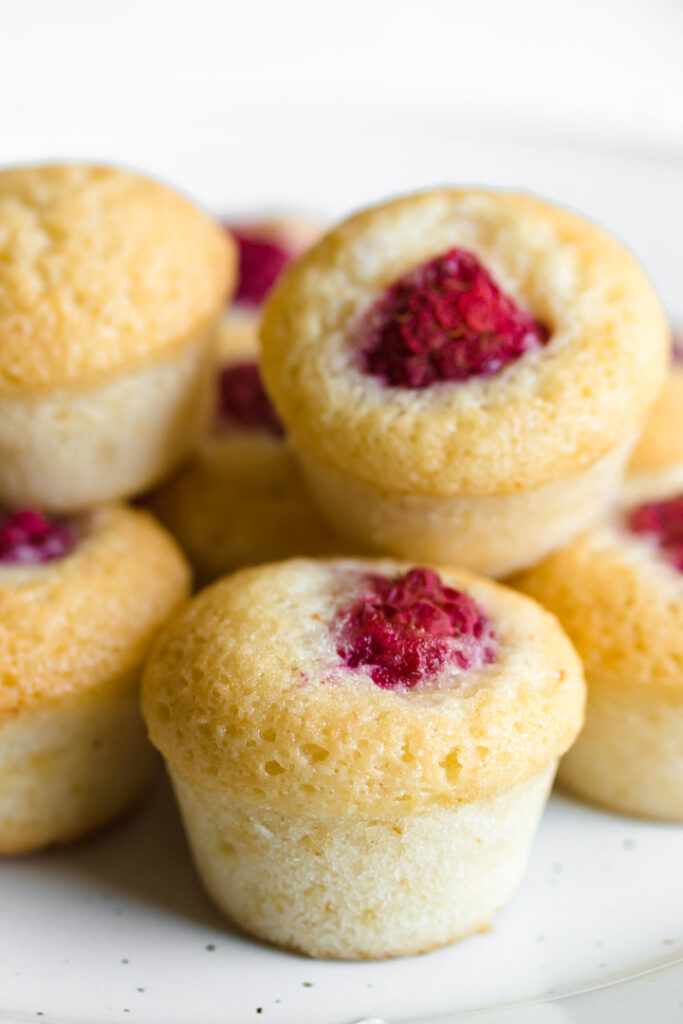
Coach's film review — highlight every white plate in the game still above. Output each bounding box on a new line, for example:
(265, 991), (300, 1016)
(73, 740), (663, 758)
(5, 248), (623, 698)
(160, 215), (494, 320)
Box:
(0, 127), (681, 1024)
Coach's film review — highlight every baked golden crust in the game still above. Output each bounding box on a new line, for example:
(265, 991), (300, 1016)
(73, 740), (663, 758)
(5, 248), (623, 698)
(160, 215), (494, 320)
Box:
(261, 189), (668, 496)
(0, 164), (235, 392)
(630, 365), (683, 472)
(0, 505), (190, 716)
(511, 469), (683, 701)
(142, 558), (584, 817)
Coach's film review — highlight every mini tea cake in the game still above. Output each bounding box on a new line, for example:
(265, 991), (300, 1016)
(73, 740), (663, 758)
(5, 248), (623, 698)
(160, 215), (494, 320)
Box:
(261, 189), (669, 576)
(0, 505), (189, 853)
(513, 466), (683, 820)
(0, 164), (235, 510)
(143, 557), (584, 959)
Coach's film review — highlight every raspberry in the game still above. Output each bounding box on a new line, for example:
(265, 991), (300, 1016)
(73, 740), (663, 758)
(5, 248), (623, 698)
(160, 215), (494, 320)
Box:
(627, 494), (683, 572)
(216, 361), (284, 437)
(0, 509), (76, 566)
(336, 567), (496, 689)
(356, 248), (549, 388)
(228, 228), (293, 307)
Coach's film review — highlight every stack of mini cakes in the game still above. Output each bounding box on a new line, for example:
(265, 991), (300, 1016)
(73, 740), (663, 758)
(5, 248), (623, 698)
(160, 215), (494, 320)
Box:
(0, 164), (234, 852)
(142, 187), (673, 959)
(3, 169), (677, 960)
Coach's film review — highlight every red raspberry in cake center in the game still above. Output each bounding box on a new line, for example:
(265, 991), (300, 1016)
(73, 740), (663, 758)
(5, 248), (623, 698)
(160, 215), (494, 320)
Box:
(626, 494), (683, 572)
(336, 567), (496, 689)
(216, 361), (284, 437)
(355, 248), (550, 389)
(0, 509), (76, 566)
(228, 228), (293, 307)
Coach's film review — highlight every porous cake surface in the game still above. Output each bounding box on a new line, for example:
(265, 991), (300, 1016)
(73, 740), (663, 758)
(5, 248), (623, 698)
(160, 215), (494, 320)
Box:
(143, 557), (584, 817)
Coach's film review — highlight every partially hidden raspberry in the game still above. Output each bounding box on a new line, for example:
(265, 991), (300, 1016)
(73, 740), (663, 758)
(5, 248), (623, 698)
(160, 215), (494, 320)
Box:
(0, 509), (76, 566)
(216, 361), (284, 437)
(355, 248), (550, 388)
(336, 567), (496, 689)
(228, 228), (293, 307)
(626, 494), (683, 572)
(673, 335), (683, 365)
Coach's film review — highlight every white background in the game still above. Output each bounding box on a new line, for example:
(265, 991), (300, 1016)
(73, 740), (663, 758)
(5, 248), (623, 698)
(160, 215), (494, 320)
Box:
(2, 0), (683, 165)
(2, 5), (683, 1022)
(3, 0), (680, 307)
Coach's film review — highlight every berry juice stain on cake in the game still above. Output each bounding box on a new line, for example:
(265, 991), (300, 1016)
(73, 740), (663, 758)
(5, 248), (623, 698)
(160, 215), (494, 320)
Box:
(228, 228), (294, 307)
(355, 248), (549, 388)
(626, 493), (683, 572)
(215, 361), (284, 436)
(0, 509), (76, 566)
(336, 567), (496, 688)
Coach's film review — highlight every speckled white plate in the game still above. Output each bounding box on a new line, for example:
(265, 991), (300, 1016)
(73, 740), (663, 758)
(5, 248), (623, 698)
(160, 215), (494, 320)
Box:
(0, 126), (681, 1024)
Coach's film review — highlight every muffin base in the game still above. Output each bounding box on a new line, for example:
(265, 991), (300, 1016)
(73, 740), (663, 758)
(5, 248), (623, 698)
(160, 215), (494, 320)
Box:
(295, 439), (635, 577)
(0, 325), (217, 511)
(171, 763), (555, 960)
(558, 684), (683, 821)
(0, 678), (158, 855)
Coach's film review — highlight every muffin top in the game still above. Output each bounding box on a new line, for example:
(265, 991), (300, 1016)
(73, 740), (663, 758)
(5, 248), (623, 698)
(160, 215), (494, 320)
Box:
(512, 465), (683, 699)
(0, 164), (235, 392)
(261, 188), (669, 496)
(142, 557), (584, 818)
(0, 504), (190, 715)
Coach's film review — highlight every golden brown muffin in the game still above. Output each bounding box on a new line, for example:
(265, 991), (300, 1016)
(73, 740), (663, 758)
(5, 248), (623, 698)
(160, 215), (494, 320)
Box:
(261, 189), (669, 576)
(512, 465), (683, 820)
(629, 335), (683, 474)
(0, 504), (190, 853)
(143, 557), (584, 959)
(0, 164), (235, 510)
